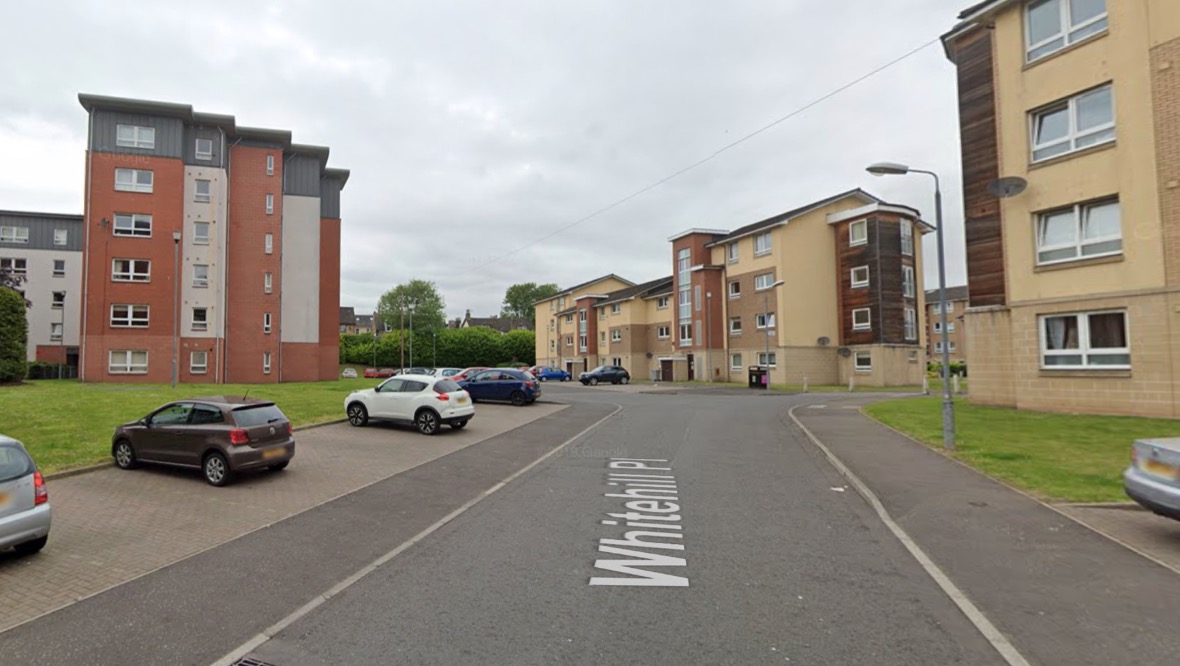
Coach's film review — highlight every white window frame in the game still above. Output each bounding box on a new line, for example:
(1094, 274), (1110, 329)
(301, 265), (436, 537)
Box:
(731, 353), (742, 370)
(263, 351), (272, 374)
(1036, 198), (1122, 265)
(109, 350), (148, 374)
(0, 226), (29, 243)
(755, 313), (776, 330)
(901, 221), (914, 256)
(948, 322), (956, 333)
(116, 124), (155, 149)
(579, 334), (588, 352)
(266, 155), (275, 176)
(264, 233), (274, 254)
(728, 242), (739, 263)
(266, 193), (274, 215)
(851, 266), (869, 289)
(610, 303), (621, 315)
(195, 138), (214, 160)
(0, 258), (27, 274)
(1039, 309), (1129, 370)
(263, 312), (272, 334)
(849, 220), (868, 247)
(904, 307), (917, 341)
(611, 330), (622, 342)
(852, 307), (872, 331)
(729, 281), (741, 299)
(110, 304), (149, 328)
(854, 351), (872, 372)
(679, 323), (692, 344)
(657, 296), (669, 309)
(757, 352), (777, 368)
(566, 335), (574, 348)
(113, 213), (152, 237)
(754, 273), (775, 291)
(192, 307), (208, 331)
(730, 317), (742, 335)
(54, 229), (68, 246)
(195, 179), (211, 203)
(931, 302), (941, 314)
(935, 341), (944, 353)
(1030, 85), (1115, 163)
(53, 259), (65, 277)
(193, 264), (209, 288)
(193, 221), (210, 245)
(903, 266), (916, 298)
(50, 322), (63, 340)
(933, 321), (943, 333)
(754, 231), (772, 256)
(1025, 0), (1108, 63)
(114, 168), (153, 193)
(191, 351), (208, 374)
(112, 258), (150, 282)
(657, 326), (670, 340)
(949, 342), (958, 353)
(946, 302), (955, 314)
(264, 272), (273, 294)
(51, 291), (65, 309)
(600, 331), (607, 345)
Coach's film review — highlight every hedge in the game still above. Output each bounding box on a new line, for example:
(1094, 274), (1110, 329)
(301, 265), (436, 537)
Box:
(0, 287), (27, 383)
(340, 328), (535, 368)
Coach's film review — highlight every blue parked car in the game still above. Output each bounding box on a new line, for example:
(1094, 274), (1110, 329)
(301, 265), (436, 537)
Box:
(459, 369), (541, 406)
(531, 366), (571, 382)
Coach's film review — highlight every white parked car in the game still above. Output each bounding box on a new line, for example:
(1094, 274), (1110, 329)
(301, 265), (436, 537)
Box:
(0, 435), (51, 556)
(432, 367), (463, 377)
(341, 368), (358, 379)
(344, 375), (474, 435)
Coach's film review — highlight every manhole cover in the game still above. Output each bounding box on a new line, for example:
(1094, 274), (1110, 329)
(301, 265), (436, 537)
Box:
(233, 658), (279, 666)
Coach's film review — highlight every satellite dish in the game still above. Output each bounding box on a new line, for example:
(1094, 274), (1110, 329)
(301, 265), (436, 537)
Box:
(987, 176), (1028, 199)
(838, 347), (852, 358)
(645, 352), (653, 359)
(817, 336), (831, 346)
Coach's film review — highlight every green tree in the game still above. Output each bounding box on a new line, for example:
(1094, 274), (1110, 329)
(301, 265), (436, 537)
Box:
(0, 286), (28, 383)
(501, 282), (560, 321)
(501, 330), (535, 365)
(377, 280), (447, 335)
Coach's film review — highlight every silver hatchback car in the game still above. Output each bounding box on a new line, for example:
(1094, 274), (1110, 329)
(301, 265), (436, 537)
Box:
(0, 435), (51, 555)
(1125, 437), (1180, 520)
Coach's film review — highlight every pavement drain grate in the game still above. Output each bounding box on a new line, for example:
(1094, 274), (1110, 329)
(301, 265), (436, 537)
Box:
(233, 658), (279, 666)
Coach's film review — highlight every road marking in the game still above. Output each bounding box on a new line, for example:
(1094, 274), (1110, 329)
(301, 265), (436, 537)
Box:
(808, 404), (827, 409)
(787, 404), (1031, 666)
(209, 404), (624, 666)
(590, 460), (689, 587)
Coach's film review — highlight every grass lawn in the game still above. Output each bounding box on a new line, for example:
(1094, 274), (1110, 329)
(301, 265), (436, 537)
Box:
(0, 377), (376, 474)
(864, 397), (1180, 503)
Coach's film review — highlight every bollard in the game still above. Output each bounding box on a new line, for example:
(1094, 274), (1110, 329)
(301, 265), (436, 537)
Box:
(922, 375), (930, 395)
(953, 373), (961, 395)
(803, 376), (809, 393)
(849, 375), (855, 392)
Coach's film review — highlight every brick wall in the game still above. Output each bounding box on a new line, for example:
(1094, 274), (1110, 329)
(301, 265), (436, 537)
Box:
(964, 307), (1016, 407)
(318, 217), (342, 380)
(1153, 38), (1180, 286)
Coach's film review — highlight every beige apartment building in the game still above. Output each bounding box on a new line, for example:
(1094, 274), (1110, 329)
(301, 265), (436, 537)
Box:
(535, 189), (930, 386)
(944, 0), (1180, 416)
(926, 286), (969, 363)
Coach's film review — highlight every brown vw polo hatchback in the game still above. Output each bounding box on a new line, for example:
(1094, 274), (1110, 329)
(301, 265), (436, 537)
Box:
(111, 397), (295, 487)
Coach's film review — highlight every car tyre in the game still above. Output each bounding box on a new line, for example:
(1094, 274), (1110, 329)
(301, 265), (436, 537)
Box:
(268, 461), (289, 472)
(14, 536), (48, 556)
(589, 377), (598, 386)
(450, 420), (468, 430)
(562, 376), (570, 382)
(347, 402), (369, 427)
(113, 439), (139, 470)
(510, 391), (527, 406)
(621, 376), (630, 385)
(416, 409), (441, 436)
(539, 376), (548, 382)
(203, 452), (232, 487)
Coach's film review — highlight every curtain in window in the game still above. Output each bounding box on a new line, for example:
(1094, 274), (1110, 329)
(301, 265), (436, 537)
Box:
(1088, 313), (1125, 349)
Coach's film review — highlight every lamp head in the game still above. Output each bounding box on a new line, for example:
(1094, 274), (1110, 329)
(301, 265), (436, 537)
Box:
(771, 280), (785, 289)
(866, 161), (911, 177)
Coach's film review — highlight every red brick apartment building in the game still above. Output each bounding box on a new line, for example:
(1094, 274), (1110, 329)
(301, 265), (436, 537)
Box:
(78, 94), (348, 383)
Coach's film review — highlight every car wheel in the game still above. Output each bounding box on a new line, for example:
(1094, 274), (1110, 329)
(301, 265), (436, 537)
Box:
(539, 376), (547, 382)
(621, 376), (630, 385)
(416, 409), (440, 436)
(562, 376), (570, 382)
(268, 461), (289, 472)
(589, 378), (598, 386)
(14, 536), (48, 556)
(347, 402), (369, 427)
(203, 452), (232, 487)
(450, 420), (468, 430)
(113, 439), (139, 470)
(510, 391), (527, 406)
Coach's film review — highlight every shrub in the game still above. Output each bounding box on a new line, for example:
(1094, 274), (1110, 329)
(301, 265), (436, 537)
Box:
(0, 287), (28, 383)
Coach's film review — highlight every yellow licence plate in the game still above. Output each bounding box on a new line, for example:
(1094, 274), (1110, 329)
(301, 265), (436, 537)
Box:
(457, 397), (469, 404)
(0, 491), (8, 508)
(1143, 458), (1177, 479)
(262, 448), (285, 460)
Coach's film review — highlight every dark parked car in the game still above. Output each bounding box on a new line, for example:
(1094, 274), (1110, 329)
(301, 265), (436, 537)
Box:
(459, 369), (541, 406)
(111, 397), (295, 487)
(579, 365), (630, 385)
(531, 366), (572, 382)
(450, 367), (490, 383)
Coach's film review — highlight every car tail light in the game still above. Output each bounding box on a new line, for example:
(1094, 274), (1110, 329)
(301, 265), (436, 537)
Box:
(286, 422), (293, 435)
(230, 428), (250, 445)
(33, 471), (47, 505)
(434, 387), (450, 401)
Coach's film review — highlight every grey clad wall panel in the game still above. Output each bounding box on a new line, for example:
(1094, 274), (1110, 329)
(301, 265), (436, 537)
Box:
(89, 111), (183, 158)
(183, 127), (225, 167)
(0, 214), (84, 251)
(284, 156), (322, 196)
(320, 178), (341, 218)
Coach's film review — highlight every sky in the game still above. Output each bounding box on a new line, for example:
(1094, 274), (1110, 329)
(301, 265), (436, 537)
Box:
(0, 0), (969, 320)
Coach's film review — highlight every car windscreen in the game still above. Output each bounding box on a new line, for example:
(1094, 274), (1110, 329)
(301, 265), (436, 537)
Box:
(435, 379), (461, 393)
(231, 404), (287, 427)
(0, 445), (34, 483)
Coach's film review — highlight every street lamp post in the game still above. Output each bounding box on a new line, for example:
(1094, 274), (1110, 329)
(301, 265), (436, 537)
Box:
(171, 231), (181, 389)
(409, 305), (415, 368)
(706, 291), (713, 383)
(58, 290), (66, 379)
(764, 280), (785, 386)
(867, 161), (956, 450)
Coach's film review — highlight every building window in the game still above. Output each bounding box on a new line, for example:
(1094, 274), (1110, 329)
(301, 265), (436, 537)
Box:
(115, 168), (153, 193)
(852, 307), (871, 331)
(657, 326), (670, 339)
(264, 272), (273, 294)
(854, 351), (872, 372)
(731, 353), (742, 370)
(565, 314), (573, 324)
(192, 307), (208, 331)
(905, 307), (917, 341)
(1036, 198), (1121, 265)
(1031, 85), (1114, 162)
(195, 179), (211, 203)
(0, 258), (27, 274)
(948, 322), (956, 333)
(114, 213), (152, 237)
(903, 266), (916, 298)
(611, 330), (622, 342)
(610, 303), (621, 315)
(116, 124), (155, 149)
(901, 221), (914, 256)
(191, 351), (208, 374)
(264, 233), (274, 254)
(266, 194), (274, 215)
(51, 291), (65, 309)
(566, 335), (573, 347)
(263, 352), (272, 374)
(933, 321), (943, 333)
(50, 322), (63, 340)
(193, 221), (210, 245)
(730, 317), (742, 335)
(110, 304), (149, 328)
(549, 340), (556, 351)
(679, 323), (692, 344)
(754, 231), (772, 256)
(193, 264), (209, 288)
(53, 229), (68, 246)
(757, 352), (777, 367)
(112, 258), (150, 282)
(1040, 310), (1128, 369)
(579, 335), (588, 352)
(263, 312), (272, 334)
(266, 155), (275, 176)
(946, 302), (955, 314)
(849, 220), (868, 246)
(600, 331), (606, 345)
(679, 289), (691, 322)
(612, 357), (622, 366)
(53, 259), (65, 277)
(728, 281), (741, 299)
(754, 273), (775, 291)
(109, 350), (148, 374)
(599, 308), (606, 320)
(949, 342), (958, 353)
(1026, 0), (1108, 62)
(0, 226), (29, 244)
(549, 320), (555, 331)
(195, 138), (214, 160)
(935, 342), (944, 353)
(851, 266), (869, 288)
(755, 312), (776, 329)
(728, 242), (739, 263)
(657, 296), (669, 309)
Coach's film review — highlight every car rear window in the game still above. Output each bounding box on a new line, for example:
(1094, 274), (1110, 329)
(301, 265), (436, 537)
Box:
(0, 445), (34, 483)
(231, 404), (287, 427)
(402, 380), (428, 392)
(435, 379), (461, 393)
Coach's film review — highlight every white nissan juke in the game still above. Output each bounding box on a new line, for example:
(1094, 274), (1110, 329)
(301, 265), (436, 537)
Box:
(344, 375), (474, 435)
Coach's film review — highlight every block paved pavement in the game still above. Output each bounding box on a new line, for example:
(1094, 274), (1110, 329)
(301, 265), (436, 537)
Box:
(0, 402), (565, 633)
